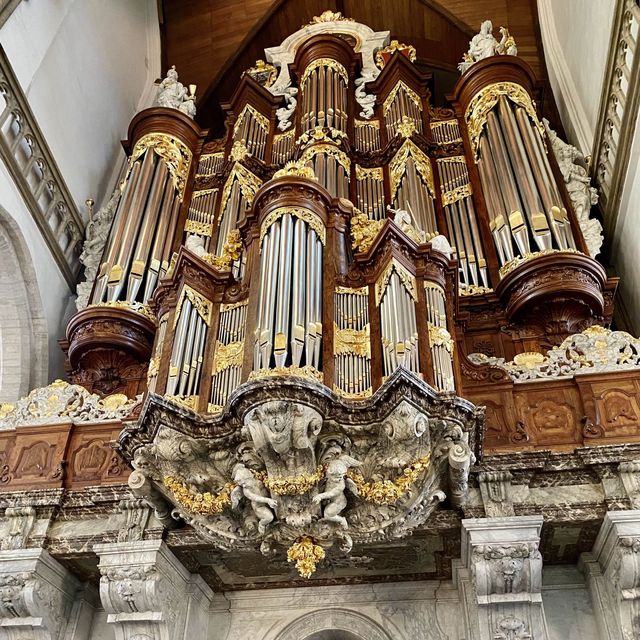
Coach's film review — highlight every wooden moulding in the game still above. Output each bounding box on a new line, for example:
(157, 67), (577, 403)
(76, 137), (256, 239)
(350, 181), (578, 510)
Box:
(0, 421), (131, 491)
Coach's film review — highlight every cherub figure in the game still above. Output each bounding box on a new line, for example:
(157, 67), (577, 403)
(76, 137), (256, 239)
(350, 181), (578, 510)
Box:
(312, 455), (361, 529)
(231, 463), (278, 534)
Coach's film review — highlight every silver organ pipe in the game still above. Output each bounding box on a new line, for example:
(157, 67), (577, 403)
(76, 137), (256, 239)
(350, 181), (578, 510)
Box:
(93, 135), (188, 306)
(197, 151), (224, 176)
(470, 87), (579, 273)
(436, 156), (489, 288)
(334, 287), (371, 398)
(232, 104), (269, 161)
(271, 130), (295, 164)
(356, 166), (385, 220)
(301, 144), (350, 199)
(354, 120), (381, 152)
(384, 81), (423, 139)
(391, 143), (438, 238)
(301, 59), (349, 134)
(424, 282), (455, 392)
(377, 263), (420, 378)
(210, 300), (248, 411)
(430, 119), (462, 144)
(166, 286), (211, 400)
(184, 188), (218, 255)
(254, 208), (324, 376)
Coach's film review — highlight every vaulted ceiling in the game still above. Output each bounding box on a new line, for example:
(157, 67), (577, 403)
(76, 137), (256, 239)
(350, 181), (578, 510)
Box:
(160, 0), (554, 137)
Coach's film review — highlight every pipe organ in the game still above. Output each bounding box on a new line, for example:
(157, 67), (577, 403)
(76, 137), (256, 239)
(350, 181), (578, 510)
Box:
(64, 17), (614, 414)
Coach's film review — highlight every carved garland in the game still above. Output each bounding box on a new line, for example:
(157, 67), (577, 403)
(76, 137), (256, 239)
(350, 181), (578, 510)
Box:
(163, 476), (236, 515)
(300, 143), (351, 173)
(253, 466), (325, 495)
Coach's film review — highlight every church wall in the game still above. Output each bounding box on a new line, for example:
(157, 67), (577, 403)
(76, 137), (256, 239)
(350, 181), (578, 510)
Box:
(0, 163), (73, 387)
(538, 0), (615, 153)
(0, 0), (160, 212)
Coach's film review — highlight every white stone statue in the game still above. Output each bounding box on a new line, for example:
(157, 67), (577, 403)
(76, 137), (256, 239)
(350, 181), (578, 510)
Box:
(544, 119), (603, 257)
(184, 232), (206, 257)
(275, 84), (298, 131)
(155, 66), (197, 119)
(429, 234), (453, 258)
(231, 463), (278, 534)
(458, 20), (517, 73)
(76, 188), (121, 309)
(312, 455), (361, 529)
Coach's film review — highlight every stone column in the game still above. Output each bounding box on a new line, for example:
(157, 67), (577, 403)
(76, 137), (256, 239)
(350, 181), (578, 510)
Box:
(0, 548), (82, 639)
(580, 510), (640, 640)
(95, 540), (213, 640)
(455, 515), (548, 640)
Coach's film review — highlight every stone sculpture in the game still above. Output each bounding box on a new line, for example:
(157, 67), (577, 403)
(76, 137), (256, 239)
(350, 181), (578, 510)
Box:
(458, 20), (517, 73)
(155, 65), (196, 119)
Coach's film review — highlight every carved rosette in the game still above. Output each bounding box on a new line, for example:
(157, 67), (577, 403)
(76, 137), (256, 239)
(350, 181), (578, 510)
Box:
(119, 370), (483, 577)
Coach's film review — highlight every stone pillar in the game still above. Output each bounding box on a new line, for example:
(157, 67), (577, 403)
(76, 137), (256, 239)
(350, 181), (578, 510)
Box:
(0, 548), (82, 639)
(95, 540), (213, 640)
(455, 515), (548, 640)
(580, 510), (640, 640)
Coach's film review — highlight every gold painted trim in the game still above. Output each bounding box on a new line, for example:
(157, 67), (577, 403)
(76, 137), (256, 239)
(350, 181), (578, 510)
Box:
(383, 80), (421, 115)
(301, 58), (349, 88)
(260, 206), (326, 246)
(375, 259), (418, 305)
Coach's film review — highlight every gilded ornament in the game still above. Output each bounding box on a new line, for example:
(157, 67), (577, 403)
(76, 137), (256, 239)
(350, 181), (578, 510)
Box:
(184, 218), (213, 237)
(301, 58), (349, 88)
(430, 119), (462, 142)
(287, 535), (326, 578)
(306, 10), (354, 26)
(334, 323), (371, 358)
(375, 260), (418, 305)
(396, 116), (417, 139)
(207, 403), (224, 414)
(297, 126), (347, 147)
(253, 465), (325, 495)
(333, 386), (372, 400)
(230, 139), (249, 162)
(273, 160), (318, 181)
(212, 340), (244, 375)
(383, 81), (421, 116)
(512, 352), (545, 369)
(347, 452), (431, 505)
(219, 164), (262, 218)
(459, 284), (493, 296)
(375, 40), (417, 69)
(0, 403), (16, 419)
(354, 118), (380, 129)
(260, 206), (326, 246)
(389, 139), (435, 199)
(335, 285), (368, 296)
(242, 59), (278, 88)
(164, 394), (199, 412)
(428, 324), (454, 353)
(355, 165), (383, 181)
(100, 393), (130, 411)
(87, 301), (156, 323)
(350, 209), (384, 254)
(498, 249), (581, 278)
(248, 365), (323, 382)
(163, 476), (236, 515)
(442, 184), (473, 206)
(300, 143), (350, 173)
(174, 285), (212, 327)
(129, 133), (192, 201)
(465, 82), (546, 161)
(220, 299), (249, 312)
(203, 229), (243, 272)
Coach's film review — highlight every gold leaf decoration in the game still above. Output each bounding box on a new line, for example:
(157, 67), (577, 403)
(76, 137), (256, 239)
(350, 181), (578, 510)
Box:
(351, 209), (384, 254)
(287, 536), (326, 578)
(252, 466), (325, 495)
(163, 476), (236, 515)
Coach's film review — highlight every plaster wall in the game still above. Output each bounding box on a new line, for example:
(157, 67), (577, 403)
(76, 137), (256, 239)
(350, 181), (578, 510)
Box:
(538, 0), (614, 153)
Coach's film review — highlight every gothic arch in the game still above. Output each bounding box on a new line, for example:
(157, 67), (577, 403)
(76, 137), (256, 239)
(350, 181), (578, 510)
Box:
(274, 609), (392, 640)
(0, 205), (48, 403)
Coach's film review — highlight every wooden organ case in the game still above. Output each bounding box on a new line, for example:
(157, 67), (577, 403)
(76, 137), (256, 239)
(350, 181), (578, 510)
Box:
(64, 22), (625, 459)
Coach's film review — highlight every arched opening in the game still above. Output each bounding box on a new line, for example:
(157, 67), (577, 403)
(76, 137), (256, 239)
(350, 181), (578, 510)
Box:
(0, 206), (48, 403)
(274, 609), (392, 640)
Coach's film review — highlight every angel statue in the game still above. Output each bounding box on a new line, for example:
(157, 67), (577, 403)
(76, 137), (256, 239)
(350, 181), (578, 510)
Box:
(313, 455), (361, 529)
(231, 463), (278, 534)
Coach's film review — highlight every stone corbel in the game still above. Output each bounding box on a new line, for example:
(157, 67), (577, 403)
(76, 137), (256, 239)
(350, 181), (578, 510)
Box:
(128, 468), (179, 530)
(0, 505), (36, 550)
(478, 471), (514, 517)
(619, 462), (640, 509)
(95, 539), (212, 640)
(456, 516), (548, 640)
(117, 498), (152, 542)
(0, 548), (80, 639)
(580, 510), (640, 640)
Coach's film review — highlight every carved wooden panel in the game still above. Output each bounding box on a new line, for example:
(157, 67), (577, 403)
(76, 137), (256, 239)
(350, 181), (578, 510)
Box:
(514, 383), (582, 447)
